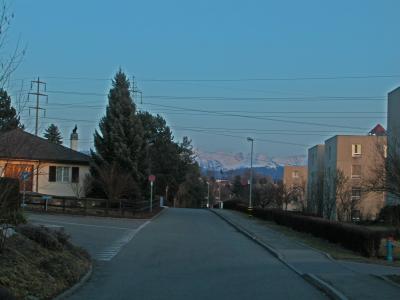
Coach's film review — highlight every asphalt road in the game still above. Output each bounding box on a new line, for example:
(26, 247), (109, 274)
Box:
(29, 209), (327, 300)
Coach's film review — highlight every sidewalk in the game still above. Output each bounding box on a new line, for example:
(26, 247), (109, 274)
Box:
(212, 209), (400, 300)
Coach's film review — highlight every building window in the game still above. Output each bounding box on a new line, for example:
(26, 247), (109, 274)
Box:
(72, 167), (79, 183)
(292, 170), (299, 178)
(352, 144), (362, 157)
(328, 146), (332, 160)
(52, 166), (70, 183)
(383, 145), (388, 158)
(351, 187), (361, 201)
(351, 165), (361, 178)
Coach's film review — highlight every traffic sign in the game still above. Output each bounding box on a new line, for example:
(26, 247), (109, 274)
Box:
(148, 174), (156, 182)
(20, 171), (31, 181)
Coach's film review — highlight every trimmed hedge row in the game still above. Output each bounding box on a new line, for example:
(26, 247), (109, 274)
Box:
(223, 200), (399, 257)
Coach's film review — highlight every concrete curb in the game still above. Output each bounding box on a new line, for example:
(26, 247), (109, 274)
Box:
(151, 207), (168, 221)
(373, 274), (400, 290)
(303, 274), (348, 300)
(210, 209), (349, 300)
(54, 263), (93, 300)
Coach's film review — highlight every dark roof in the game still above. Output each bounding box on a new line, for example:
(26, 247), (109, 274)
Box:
(369, 124), (386, 136)
(0, 129), (90, 164)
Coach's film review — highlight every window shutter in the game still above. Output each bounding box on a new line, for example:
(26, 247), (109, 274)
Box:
(72, 167), (79, 183)
(49, 166), (56, 182)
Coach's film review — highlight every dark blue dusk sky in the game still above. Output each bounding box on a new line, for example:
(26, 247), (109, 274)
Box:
(6, 0), (400, 157)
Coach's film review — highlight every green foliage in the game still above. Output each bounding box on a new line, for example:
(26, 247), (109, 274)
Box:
(231, 175), (244, 198)
(91, 70), (204, 205)
(379, 205), (400, 226)
(0, 178), (21, 224)
(176, 163), (207, 208)
(43, 123), (63, 145)
(226, 201), (397, 257)
(92, 70), (144, 199)
(0, 89), (22, 132)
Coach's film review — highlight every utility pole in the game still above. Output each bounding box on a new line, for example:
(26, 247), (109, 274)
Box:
(131, 76), (143, 104)
(28, 77), (48, 136)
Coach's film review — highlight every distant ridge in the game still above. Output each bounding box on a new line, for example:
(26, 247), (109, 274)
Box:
(195, 149), (306, 180)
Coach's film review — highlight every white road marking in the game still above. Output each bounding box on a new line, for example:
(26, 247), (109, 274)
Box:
(95, 221), (150, 261)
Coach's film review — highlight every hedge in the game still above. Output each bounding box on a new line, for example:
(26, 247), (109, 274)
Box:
(222, 200), (399, 257)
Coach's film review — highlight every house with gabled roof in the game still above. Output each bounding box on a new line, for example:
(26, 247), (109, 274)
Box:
(0, 128), (90, 197)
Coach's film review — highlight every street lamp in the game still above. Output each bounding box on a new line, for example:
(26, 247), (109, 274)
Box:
(206, 182), (210, 208)
(247, 137), (254, 215)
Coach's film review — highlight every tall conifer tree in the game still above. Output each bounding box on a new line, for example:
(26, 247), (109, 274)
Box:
(92, 70), (144, 198)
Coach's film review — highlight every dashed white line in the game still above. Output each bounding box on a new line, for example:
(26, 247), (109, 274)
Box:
(95, 221), (150, 261)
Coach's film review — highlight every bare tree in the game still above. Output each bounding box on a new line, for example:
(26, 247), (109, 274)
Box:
(363, 138), (400, 203)
(91, 160), (135, 214)
(0, 1), (26, 88)
(70, 173), (93, 200)
(323, 169), (359, 221)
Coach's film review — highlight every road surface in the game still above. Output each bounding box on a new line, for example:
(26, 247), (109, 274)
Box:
(29, 209), (327, 300)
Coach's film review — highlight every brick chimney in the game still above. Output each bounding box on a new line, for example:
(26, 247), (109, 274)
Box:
(70, 125), (78, 151)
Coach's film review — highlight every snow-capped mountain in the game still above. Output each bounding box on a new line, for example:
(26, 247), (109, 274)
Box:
(195, 149), (307, 180)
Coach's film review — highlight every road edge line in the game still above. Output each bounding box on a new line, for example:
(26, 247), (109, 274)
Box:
(54, 263), (93, 300)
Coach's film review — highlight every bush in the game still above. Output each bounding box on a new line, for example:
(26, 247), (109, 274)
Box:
(0, 286), (15, 300)
(226, 200), (397, 257)
(0, 178), (21, 225)
(379, 205), (400, 226)
(16, 225), (63, 251)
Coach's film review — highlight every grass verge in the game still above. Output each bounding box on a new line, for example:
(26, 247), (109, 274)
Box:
(0, 225), (91, 299)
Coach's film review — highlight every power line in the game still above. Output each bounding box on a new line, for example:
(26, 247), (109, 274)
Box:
(138, 74), (400, 82)
(45, 89), (386, 102)
(22, 73), (400, 82)
(142, 102), (371, 130)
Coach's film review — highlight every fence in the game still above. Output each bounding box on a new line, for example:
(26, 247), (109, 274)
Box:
(22, 192), (160, 217)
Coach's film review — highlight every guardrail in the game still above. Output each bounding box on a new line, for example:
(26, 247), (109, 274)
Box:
(22, 192), (160, 217)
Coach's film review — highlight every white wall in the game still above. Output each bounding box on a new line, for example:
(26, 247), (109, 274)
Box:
(0, 159), (90, 197)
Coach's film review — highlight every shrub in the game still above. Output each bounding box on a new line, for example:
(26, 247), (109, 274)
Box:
(16, 225), (63, 251)
(0, 178), (21, 224)
(379, 205), (400, 226)
(226, 200), (395, 257)
(0, 286), (15, 300)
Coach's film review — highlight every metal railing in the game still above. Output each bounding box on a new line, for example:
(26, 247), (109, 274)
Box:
(22, 192), (160, 217)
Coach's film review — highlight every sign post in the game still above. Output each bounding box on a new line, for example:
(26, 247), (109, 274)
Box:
(20, 171), (30, 208)
(148, 175), (156, 213)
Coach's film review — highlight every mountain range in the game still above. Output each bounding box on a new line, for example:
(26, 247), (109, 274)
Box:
(195, 149), (307, 180)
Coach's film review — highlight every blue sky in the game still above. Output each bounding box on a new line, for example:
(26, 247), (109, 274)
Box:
(6, 0), (400, 157)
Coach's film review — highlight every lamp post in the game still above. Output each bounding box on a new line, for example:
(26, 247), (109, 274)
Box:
(207, 182), (210, 208)
(247, 137), (254, 216)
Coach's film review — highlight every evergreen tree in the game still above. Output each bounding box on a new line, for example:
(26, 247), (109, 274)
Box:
(0, 89), (22, 131)
(138, 111), (184, 200)
(231, 175), (243, 198)
(44, 123), (63, 144)
(92, 70), (144, 199)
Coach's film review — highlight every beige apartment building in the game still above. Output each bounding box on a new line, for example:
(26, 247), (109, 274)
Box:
(387, 87), (400, 205)
(282, 165), (307, 211)
(323, 128), (386, 221)
(307, 144), (325, 216)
